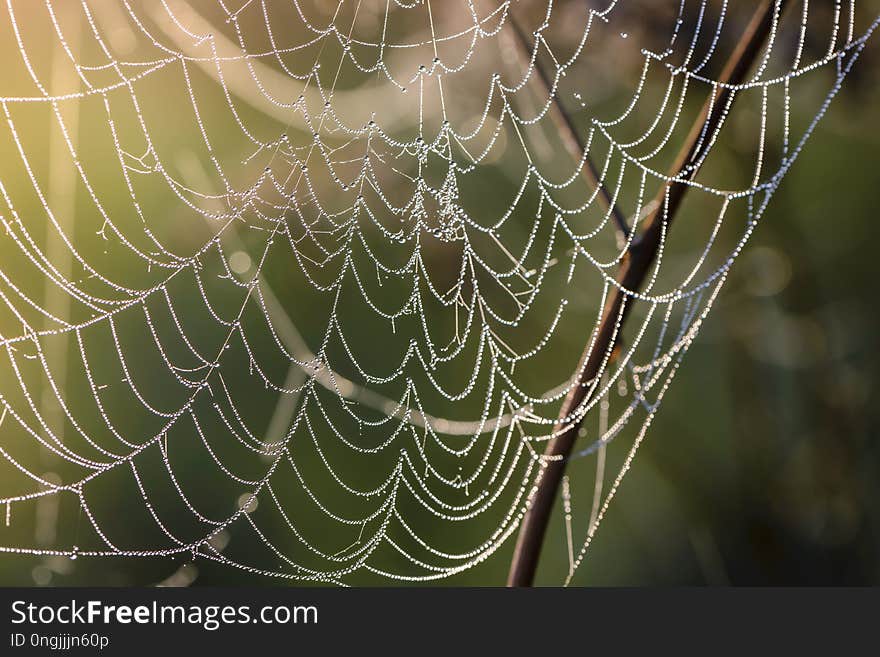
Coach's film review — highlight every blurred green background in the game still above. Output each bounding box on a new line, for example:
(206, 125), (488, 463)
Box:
(0, 1), (877, 586)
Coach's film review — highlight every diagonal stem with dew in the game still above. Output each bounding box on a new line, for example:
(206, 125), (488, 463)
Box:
(507, 0), (791, 587)
(508, 13), (631, 240)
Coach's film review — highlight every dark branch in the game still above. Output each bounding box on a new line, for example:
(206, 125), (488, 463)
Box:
(507, 0), (790, 587)
(508, 14), (631, 240)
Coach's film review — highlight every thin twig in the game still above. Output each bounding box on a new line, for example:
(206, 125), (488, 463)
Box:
(508, 0), (790, 587)
(508, 14), (630, 240)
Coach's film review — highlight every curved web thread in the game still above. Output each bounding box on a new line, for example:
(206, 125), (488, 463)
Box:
(0, 0), (874, 585)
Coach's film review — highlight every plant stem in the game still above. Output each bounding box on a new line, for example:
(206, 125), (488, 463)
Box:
(507, 0), (789, 587)
(508, 14), (630, 239)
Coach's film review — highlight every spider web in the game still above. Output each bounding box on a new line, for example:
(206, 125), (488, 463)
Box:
(0, 0), (875, 585)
